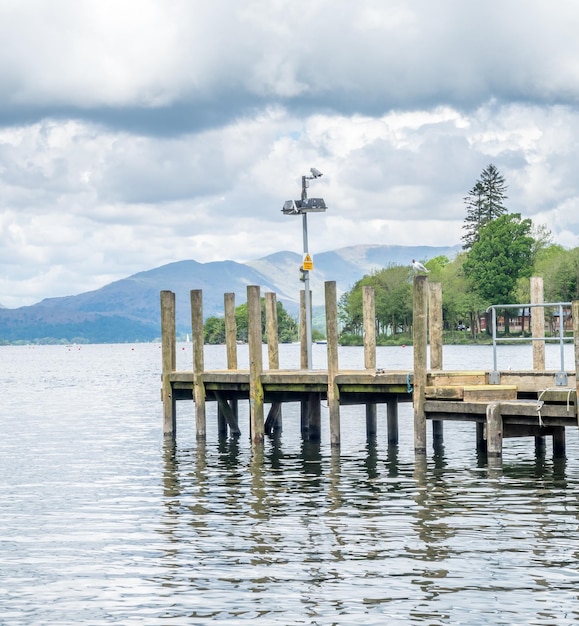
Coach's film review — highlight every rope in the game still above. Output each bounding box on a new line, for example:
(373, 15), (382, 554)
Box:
(536, 387), (575, 427)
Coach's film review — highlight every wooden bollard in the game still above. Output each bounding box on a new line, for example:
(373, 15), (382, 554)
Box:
(247, 285), (264, 444)
(363, 286), (377, 437)
(325, 281), (341, 446)
(191, 290), (206, 439)
(531, 277), (545, 371)
(265, 292), (283, 435)
(486, 401), (503, 458)
(160, 290), (176, 438)
(413, 275), (428, 454)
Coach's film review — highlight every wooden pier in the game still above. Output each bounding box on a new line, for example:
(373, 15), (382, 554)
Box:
(161, 277), (579, 461)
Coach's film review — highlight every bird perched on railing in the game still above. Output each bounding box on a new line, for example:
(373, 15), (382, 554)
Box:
(412, 259), (429, 273)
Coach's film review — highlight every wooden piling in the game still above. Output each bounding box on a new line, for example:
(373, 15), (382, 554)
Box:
(428, 282), (443, 370)
(247, 285), (264, 444)
(363, 286), (377, 437)
(531, 277), (545, 371)
(325, 281), (341, 446)
(428, 282), (443, 445)
(224, 292), (239, 435)
(265, 292), (283, 435)
(413, 275), (428, 454)
(486, 401), (503, 458)
(224, 292), (238, 371)
(553, 427), (566, 458)
(476, 422), (487, 453)
(160, 290), (176, 438)
(191, 290), (206, 439)
(386, 398), (398, 445)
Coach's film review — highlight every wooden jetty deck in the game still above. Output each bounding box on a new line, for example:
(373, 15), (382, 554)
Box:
(161, 277), (579, 461)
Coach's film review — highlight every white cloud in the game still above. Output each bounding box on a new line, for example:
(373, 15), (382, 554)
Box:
(1, 1), (579, 307)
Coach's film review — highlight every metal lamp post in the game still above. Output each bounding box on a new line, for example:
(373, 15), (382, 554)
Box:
(282, 168), (327, 369)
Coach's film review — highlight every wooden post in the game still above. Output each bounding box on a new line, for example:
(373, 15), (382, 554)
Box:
(428, 282), (443, 447)
(363, 286), (377, 437)
(224, 292), (238, 370)
(386, 398), (398, 445)
(573, 300), (579, 424)
(486, 401), (503, 458)
(363, 286), (376, 370)
(428, 282), (443, 370)
(325, 281), (341, 446)
(191, 290), (206, 439)
(247, 285), (264, 444)
(160, 290), (176, 438)
(265, 292), (283, 434)
(413, 275), (428, 454)
(265, 292), (279, 369)
(224, 292), (239, 435)
(531, 277), (545, 371)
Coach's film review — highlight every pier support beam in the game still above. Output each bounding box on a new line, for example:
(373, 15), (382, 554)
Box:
(476, 421), (487, 454)
(553, 427), (566, 458)
(247, 285), (264, 445)
(325, 281), (341, 446)
(191, 290), (206, 439)
(413, 275), (428, 455)
(386, 398), (399, 445)
(161, 290), (176, 438)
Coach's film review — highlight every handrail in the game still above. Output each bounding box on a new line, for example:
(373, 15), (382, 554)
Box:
(486, 302), (573, 385)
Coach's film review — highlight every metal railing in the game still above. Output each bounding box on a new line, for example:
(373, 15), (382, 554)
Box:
(487, 302), (573, 385)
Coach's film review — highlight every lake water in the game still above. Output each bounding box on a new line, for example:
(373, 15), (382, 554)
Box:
(1, 342), (578, 625)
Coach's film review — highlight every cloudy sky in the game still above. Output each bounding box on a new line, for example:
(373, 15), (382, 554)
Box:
(1, 0), (579, 308)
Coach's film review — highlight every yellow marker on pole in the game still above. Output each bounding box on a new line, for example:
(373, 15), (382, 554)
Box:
(303, 253), (313, 271)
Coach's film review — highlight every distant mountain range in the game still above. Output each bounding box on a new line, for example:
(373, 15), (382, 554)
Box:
(0, 244), (460, 343)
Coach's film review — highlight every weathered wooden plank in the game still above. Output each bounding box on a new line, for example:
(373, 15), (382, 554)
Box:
(463, 385), (517, 402)
(428, 372), (488, 385)
(425, 386), (464, 400)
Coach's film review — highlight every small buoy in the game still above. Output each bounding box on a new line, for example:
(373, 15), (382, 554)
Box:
(402, 344), (406, 348)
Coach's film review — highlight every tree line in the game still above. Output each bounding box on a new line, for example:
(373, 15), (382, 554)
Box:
(339, 164), (579, 343)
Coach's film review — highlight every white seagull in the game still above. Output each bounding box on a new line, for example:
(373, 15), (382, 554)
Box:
(412, 259), (429, 273)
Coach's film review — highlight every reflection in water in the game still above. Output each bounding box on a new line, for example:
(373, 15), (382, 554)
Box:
(2, 343), (579, 624)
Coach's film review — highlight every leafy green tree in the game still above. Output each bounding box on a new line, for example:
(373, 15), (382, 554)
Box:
(339, 265), (412, 341)
(463, 213), (534, 332)
(203, 298), (298, 344)
(203, 316), (226, 344)
(462, 164), (508, 249)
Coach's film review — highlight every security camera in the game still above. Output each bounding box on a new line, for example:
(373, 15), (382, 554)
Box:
(310, 167), (323, 178)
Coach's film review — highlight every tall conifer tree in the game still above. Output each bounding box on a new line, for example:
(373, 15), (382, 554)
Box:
(462, 164), (508, 249)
